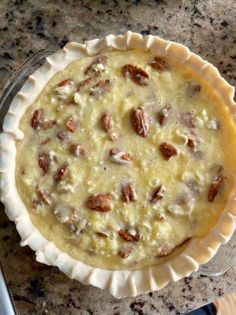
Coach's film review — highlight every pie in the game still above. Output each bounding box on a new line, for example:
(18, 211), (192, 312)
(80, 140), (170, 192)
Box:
(1, 32), (236, 298)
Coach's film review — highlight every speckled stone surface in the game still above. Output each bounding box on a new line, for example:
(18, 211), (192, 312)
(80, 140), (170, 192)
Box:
(0, 0), (236, 314)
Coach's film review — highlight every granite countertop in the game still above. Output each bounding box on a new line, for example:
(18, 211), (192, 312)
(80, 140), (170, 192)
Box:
(0, 0), (236, 314)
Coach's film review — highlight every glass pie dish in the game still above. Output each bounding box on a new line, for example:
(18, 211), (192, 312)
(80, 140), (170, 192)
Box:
(0, 33), (236, 298)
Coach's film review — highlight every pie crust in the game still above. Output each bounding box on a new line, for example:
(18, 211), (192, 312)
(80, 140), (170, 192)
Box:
(1, 32), (236, 298)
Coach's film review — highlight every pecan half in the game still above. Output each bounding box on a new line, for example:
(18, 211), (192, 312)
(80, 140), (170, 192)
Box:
(208, 174), (223, 202)
(90, 79), (111, 97)
(42, 120), (57, 130)
(37, 186), (51, 205)
(70, 144), (86, 157)
(121, 183), (137, 202)
(122, 64), (150, 86)
(157, 105), (171, 126)
(149, 57), (168, 71)
(109, 149), (132, 165)
(150, 185), (166, 203)
(85, 193), (113, 212)
(130, 106), (150, 137)
(85, 55), (108, 76)
(159, 143), (178, 160)
(77, 75), (97, 90)
(54, 165), (68, 181)
(57, 79), (73, 87)
(119, 247), (133, 259)
(66, 116), (77, 132)
(118, 230), (140, 242)
(101, 113), (114, 132)
(38, 153), (50, 175)
(31, 109), (44, 129)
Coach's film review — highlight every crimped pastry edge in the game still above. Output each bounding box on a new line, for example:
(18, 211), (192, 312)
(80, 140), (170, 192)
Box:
(1, 31), (236, 298)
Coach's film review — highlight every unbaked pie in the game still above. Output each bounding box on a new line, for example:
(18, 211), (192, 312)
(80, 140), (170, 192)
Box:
(1, 32), (236, 298)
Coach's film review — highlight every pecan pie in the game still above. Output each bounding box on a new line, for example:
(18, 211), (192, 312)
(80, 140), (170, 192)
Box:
(1, 32), (236, 298)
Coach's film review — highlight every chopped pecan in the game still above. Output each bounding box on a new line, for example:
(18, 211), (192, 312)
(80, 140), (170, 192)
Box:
(32, 199), (40, 209)
(109, 148), (120, 155)
(158, 243), (174, 257)
(54, 165), (68, 181)
(85, 193), (113, 212)
(31, 109), (44, 129)
(84, 55), (108, 76)
(174, 191), (195, 212)
(37, 186), (51, 205)
(157, 105), (171, 126)
(38, 153), (50, 175)
(90, 79), (111, 97)
(70, 144), (86, 157)
(77, 75), (97, 90)
(130, 106), (150, 137)
(186, 81), (201, 97)
(73, 218), (88, 235)
(208, 119), (220, 130)
(208, 174), (223, 202)
(57, 79), (73, 87)
(109, 132), (120, 141)
(101, 113), (114, 132)
(122, 64), (150, 86)
(158, 238), (191, 257)
(40, 138), (51, 145)
(181, 112), (195, 128)
(66, 101), (77, 106)
(149, 57), (168, 71)
(216, 165), (223, 174)
(54, 204), (78, 224)
(193, 150), (204, 161)
(66, 116), (77, 132)
(95, 231), (110, 238)
(20, 167), (26, 175)
(185, 178), (200, 195)
(119, 247), (133, 259)
(42, 120), (57, 130)
(121, 183), (137, 202)
(55, 79), (75, 100)
(159, 143), (178, 160)
(118, 230), (140, 242)
(109, 149), (132, 165)
(187, 137), (197, 149)
(57, 130), (69, 141)
(150, 185), (166, 203)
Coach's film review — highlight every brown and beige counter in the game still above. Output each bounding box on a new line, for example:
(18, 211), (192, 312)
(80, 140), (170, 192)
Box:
(0, 0), (236, 314)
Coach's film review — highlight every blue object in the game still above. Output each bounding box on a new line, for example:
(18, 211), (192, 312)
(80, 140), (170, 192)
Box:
(187, 303), (216, 315)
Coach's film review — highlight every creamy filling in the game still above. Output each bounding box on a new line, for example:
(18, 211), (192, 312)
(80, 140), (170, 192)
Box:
(16, 50), (236, 270)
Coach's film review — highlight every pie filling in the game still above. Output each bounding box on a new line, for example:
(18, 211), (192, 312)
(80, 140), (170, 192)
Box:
(16, 50), (236, 270)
